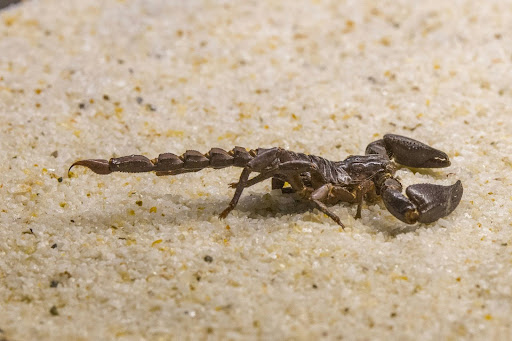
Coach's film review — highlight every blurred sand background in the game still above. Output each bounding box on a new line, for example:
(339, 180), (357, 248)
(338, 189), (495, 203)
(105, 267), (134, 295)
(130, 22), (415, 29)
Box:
(0, 0), (511, 340)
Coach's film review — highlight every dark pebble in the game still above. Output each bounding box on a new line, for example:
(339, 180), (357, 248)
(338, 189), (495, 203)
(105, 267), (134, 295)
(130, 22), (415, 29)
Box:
(49, 306), (59, 316)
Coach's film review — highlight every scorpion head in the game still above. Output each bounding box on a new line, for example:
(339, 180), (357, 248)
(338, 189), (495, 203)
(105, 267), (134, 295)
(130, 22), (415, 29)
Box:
(342, 155), (392, 181)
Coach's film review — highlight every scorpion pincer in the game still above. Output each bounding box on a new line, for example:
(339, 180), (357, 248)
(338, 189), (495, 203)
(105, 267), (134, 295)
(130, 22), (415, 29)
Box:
(69, 134), (463, 228)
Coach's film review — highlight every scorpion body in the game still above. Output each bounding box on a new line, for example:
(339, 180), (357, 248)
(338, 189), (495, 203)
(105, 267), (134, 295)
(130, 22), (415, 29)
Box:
(70, 134), (463, 228)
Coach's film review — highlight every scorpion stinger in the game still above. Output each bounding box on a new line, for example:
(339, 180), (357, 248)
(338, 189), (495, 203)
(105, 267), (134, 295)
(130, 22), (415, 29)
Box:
(69, 134), (463, 228)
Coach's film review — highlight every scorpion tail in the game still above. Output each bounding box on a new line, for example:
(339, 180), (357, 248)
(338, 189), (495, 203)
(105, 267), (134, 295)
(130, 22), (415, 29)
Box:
(68, 147), (258, 177)
(68, 159), (112, 175)
(381, 178), (463, 224)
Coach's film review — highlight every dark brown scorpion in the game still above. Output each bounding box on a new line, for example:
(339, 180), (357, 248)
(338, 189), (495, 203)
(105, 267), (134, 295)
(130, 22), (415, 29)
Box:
(69, 134), (463, 228)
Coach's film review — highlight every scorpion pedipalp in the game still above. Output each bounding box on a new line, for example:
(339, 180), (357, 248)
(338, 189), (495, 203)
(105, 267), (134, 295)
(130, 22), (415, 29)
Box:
(382, 134), (450, 168)
(381, 179), (463, 224)
(365, 139), (389, 158)
(405, 180), (463, 223)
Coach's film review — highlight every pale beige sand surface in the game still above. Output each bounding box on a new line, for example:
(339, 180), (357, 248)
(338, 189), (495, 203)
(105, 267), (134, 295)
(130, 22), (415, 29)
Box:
(0, 0), (511, 340)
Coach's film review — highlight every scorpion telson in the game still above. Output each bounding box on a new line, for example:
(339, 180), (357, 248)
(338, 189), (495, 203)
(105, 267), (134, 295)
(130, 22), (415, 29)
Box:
(69, 134), (463, 228)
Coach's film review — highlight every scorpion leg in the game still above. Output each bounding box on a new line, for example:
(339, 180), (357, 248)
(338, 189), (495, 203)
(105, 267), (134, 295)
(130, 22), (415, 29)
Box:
(229, 169), (277, 188)
(219, 148), (282, 219)
(310, 184), (346, 228)
(354, 180), (375, 219)
(367, 134), (451, 168)
(219, 167), (251, 219)
(229, 160), (325, 189)
(228, 172), (293, 192)
(310, 181), (378, 226)
(221, 156), (328, 220)
(225, 159), (322, 215)
(381, 178), (463, 224)
(313, 200), (345, 228)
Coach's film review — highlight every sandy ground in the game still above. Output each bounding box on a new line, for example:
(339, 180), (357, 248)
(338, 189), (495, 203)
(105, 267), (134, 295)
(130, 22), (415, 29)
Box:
(0, 0), (511, 340)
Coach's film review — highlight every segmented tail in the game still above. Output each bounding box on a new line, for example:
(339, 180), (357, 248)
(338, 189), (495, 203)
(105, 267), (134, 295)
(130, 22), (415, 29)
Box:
(69, 147), (258, 176)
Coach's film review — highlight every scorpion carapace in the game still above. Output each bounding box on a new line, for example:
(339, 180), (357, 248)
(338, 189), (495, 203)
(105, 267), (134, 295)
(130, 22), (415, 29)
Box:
(69, 134), (463, 228)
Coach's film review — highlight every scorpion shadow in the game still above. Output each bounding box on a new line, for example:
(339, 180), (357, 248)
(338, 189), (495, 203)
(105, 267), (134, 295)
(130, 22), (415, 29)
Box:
(69, 191), (334, 230)
(69, 191), (430, 236)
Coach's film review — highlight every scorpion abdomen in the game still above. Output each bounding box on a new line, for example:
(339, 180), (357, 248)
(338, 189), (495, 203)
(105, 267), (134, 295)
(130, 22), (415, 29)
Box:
(149, 147), (257, 173)
(307, 154), (352, 185)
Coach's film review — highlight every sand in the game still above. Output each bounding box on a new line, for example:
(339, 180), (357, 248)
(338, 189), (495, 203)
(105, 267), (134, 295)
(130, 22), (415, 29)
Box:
(0, 0), (511, 339)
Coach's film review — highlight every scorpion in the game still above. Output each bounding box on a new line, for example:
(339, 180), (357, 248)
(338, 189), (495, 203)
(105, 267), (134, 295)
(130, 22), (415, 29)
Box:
(69, 134), (463, 228)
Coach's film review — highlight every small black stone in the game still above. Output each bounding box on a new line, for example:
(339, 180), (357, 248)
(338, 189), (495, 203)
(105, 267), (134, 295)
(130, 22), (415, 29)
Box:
(203, 255), (213, 263)
(49, 306), (59, 316)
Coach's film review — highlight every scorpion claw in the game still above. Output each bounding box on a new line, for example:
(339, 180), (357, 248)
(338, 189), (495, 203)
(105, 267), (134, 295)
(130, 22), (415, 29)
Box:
(382, 179), (463, 224)
(68, 159), (112, 175)
(406, 180), (463, 223)
(365, 139), (389, 157)
(383, 134), (450, 168)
